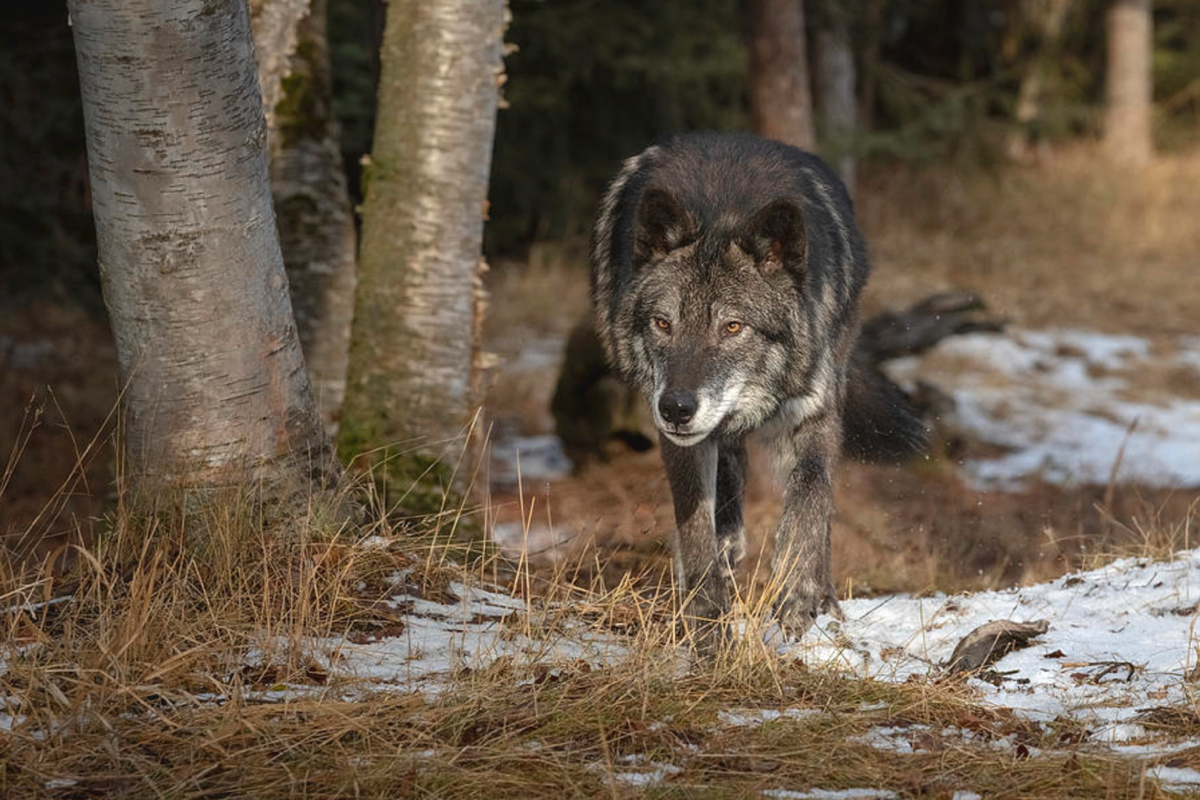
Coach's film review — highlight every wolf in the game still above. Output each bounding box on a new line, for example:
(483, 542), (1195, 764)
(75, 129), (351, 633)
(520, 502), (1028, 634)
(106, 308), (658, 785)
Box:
(590, 131), (925, 640)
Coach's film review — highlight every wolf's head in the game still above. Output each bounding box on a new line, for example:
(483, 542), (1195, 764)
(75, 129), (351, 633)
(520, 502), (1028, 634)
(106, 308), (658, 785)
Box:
(608, 187), (812, 446)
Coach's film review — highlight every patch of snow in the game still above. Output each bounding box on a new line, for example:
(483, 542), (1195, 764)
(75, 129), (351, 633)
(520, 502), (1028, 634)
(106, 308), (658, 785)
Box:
(786, 548), (1200, 739)
(0, 713), (26, 732)
(488, 521), (577, 563)
(505, 337), (564, 374)
(1146, 765), (1200, 793)
(884, 328), (1200, 489)
(616, 763), (681, 786)
(1110, 738), (1200, 757)
(311, 585), (627, 694)
(591, 758), (681, 787)
(1, 595), (73, 617)
(44, 778), (78, 789)
(1178, 337), (1200, 376)
(951, 792), (982, 800)
(1091, 722), (1147, 743)
(489, 435), (573, 487)
(762, 789), (898, 799)
(848, 725), (928, 754)
(718, 707), (823, 726)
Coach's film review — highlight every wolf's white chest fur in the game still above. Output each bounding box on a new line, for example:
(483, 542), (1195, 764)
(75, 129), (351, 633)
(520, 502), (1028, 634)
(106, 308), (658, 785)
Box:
(753, 371), (831, 479)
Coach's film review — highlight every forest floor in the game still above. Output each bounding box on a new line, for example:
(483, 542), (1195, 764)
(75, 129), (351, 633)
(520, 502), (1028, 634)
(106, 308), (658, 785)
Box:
(3, 145), (1200, 797)
(5, 506), (1200, 797)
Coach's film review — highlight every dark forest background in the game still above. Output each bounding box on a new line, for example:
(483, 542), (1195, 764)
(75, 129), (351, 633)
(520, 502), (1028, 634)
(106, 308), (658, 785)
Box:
(5, 0), (1200, 311)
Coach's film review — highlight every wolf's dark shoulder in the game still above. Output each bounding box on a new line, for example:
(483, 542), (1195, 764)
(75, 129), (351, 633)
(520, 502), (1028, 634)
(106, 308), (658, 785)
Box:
(646, 132), (851, 229)
(603, 132), (865, 284)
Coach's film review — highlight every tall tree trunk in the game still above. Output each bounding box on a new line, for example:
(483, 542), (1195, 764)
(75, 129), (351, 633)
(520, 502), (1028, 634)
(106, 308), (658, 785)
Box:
(858, 0), (885, 133)
(1104, 0), (1153, 164)
(744, 0), (817, 150)
(812, 3), (857, 192)
(1007, 0), (1074, 160)
(250, 0), (358, 432)
(69, 0), (338, 500)
(339, 0), (505, 511)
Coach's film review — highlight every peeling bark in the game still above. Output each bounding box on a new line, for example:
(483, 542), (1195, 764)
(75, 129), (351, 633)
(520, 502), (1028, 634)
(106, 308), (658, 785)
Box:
(69, 0), (338, 499)
(1104, 0), (1154, 164)
(248, 0), (310, 132)
(744, 0), (817, 150)
(250, 0), (358, 430)
(339, 0), (505, 504)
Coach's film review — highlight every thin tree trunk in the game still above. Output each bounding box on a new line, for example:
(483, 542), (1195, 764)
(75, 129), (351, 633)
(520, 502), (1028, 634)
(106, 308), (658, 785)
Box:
(339, 0), (505, 510)
(858, 0), (885, 133)
(813, 4), (856, 192)
(69, 0), (338, 500)
(1104, 0), (1154, 164)
(250, 0), (358, 433)
(744, 0), (817, 150)
(1007, 0), (1074, 160)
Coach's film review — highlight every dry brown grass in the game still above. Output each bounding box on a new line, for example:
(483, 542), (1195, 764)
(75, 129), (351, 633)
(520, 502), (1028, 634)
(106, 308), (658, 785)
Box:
(859, 145), (1200, 337)
(3, 413), (1196, 798)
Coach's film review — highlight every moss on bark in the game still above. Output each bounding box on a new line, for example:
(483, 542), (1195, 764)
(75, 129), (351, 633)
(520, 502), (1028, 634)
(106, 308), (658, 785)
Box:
(338, 0), (504, 524)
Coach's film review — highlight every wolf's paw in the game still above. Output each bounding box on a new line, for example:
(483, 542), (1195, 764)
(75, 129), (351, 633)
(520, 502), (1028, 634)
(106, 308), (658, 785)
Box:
(678, 576), (732, 654)
(718, 529), (746, 577)
(771, 585), (842, 641)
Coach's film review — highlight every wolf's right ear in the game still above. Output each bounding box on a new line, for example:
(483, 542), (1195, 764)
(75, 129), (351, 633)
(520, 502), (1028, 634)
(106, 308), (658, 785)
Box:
(633, 188), (697, 264)
(743, 199), (807, 277)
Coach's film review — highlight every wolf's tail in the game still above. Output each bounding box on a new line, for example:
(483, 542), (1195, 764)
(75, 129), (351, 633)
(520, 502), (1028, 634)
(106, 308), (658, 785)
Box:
(841, 357), (929, 463)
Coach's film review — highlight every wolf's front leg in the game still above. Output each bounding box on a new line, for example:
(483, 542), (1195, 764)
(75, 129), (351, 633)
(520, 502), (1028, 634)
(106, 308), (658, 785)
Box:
(715, 440), (748, 581)
(659, 435), (729, 633)
(770, 417), (843, 638)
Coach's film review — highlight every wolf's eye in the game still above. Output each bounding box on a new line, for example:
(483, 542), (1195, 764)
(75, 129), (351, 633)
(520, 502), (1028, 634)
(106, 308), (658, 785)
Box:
(724, 321), (743, 336)
(653, 317), (672, 334)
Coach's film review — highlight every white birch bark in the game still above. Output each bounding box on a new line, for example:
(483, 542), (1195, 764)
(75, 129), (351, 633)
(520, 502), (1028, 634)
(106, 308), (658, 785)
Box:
(68, 0), (338, 497)
(814, 8), (857, 192)
(1104, 0), (1154, 164)
(340, 0), (505, 481)
(1007, 0), (1074, 160)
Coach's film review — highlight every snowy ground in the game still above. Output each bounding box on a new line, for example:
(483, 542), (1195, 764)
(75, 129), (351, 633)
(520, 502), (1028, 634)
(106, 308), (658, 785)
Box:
(885, 328), (1200, 489)
(789, 547), (1200, 750)
(291, 544), (1200, 760)
(488, 327), (1200, 496)
(306, 578), (629, 696)
(9, 545), (1200, 795)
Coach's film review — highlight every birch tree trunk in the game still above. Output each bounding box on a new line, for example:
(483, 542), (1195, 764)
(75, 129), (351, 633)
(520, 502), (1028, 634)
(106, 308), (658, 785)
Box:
(339, 0), (505, 511)
(744, 0), (817, 150)
(1007, 0), (1074, 160)
(813, 3), (857, 192)
(250, 0), (358, 432)
(858, 0), (885, 133)
(69, 0), (338, 501)
(1104, 0), (1154, 164)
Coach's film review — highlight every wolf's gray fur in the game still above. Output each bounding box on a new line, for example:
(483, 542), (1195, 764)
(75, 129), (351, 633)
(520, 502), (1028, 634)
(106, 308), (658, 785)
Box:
(590, 132), (925, 640)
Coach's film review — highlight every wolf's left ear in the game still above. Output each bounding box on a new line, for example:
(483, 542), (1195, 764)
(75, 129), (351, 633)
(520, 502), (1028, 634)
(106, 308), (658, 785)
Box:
(634, 188), (698, 264)
(743, 199), (806, 276)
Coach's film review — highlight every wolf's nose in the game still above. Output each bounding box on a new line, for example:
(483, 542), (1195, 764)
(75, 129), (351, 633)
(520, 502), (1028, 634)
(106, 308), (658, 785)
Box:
(658, 391), (698, 426)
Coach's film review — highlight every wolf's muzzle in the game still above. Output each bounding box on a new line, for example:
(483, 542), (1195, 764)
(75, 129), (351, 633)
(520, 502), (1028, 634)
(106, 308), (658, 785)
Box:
(658, 390), (698, 426)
